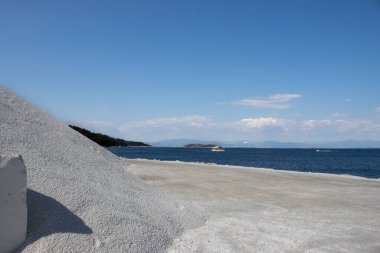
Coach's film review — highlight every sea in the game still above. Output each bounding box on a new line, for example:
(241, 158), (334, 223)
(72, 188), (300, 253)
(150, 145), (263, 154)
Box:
(108, 147), (380, 179)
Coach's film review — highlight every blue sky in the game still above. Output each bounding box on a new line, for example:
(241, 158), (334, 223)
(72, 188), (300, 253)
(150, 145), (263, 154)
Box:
(1, 0), (380, 142)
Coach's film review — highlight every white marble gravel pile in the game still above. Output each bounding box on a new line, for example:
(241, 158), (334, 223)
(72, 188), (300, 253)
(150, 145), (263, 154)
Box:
(0, 86), (203, 253)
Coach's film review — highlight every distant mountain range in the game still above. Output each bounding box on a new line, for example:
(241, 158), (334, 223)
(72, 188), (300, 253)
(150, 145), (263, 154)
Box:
(151, 139), (225, 148)
(149, 139), (380, 148)
(184, 144), (217, 148)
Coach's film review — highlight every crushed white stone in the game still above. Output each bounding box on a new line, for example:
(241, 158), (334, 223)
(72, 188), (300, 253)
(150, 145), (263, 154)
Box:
(0, 86), (204, 253)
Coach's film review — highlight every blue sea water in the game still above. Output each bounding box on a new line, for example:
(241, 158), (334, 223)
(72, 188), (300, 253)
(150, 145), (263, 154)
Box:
(108, 147), (380, 179)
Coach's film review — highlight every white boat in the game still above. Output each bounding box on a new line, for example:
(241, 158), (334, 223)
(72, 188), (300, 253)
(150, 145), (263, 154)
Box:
(211, 146), (225, 152)
(316, 149), (331, 152)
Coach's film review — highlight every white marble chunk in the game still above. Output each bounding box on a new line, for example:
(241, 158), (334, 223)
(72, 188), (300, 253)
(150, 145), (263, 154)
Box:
(0, 155), (27, 253)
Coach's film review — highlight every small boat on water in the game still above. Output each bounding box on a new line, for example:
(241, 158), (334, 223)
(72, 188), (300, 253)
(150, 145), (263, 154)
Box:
(316, 149), (331, 152)
(211, 145), (225, 152)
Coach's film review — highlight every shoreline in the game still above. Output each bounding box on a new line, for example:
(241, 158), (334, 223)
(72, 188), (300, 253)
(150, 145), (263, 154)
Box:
(124, 157), (380, 181)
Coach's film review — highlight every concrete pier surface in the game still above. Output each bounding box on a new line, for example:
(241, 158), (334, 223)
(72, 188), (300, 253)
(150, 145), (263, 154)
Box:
(126, 159), (380, 253)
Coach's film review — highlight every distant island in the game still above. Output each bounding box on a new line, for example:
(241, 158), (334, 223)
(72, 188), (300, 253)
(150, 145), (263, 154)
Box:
(184, 144), (217, 148)
(69, 125), (150, 147)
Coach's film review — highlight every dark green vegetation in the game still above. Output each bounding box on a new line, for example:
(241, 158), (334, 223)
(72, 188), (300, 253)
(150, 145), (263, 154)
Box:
(69, 125), (150, 147)
(184, 144), (217, 148)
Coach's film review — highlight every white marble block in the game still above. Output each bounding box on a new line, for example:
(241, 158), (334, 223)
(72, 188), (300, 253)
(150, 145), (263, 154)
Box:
(0, 155), (27, 253)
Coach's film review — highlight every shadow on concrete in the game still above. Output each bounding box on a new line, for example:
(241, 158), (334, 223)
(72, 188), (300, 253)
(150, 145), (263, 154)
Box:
(15, 189), (92, 252)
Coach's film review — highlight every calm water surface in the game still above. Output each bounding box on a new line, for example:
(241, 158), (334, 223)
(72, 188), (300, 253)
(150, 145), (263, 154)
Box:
(108, 147), (380, 179)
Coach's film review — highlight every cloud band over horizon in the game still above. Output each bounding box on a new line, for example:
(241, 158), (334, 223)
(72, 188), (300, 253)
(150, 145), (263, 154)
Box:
(71, 113), (380, 143)
(232, 93), (302, 109)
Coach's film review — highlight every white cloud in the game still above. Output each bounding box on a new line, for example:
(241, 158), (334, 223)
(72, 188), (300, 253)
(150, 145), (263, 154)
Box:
(118, 115), (210, 130)
(237, 117), (286, 129)
(301, 119), (332, 130)
(116, 115), (213, 141)
(232, 93), (302, 109)
(300, 119), (375, 132)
